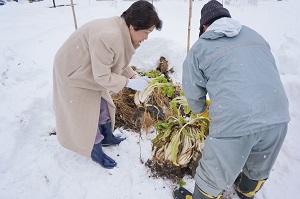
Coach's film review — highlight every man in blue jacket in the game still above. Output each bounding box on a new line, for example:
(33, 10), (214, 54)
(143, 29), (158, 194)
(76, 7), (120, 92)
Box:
(173, 1), (290, 199)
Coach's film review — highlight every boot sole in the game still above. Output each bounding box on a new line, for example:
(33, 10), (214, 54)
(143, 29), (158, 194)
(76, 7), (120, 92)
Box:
(91, 157), (116, 169)
(101, 143), (119, 147)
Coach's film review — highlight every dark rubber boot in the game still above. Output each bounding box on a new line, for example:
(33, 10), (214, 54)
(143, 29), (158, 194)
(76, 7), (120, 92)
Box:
(173, 187), (193, 199)
(192, 185), (222, 199)
(100, 123), (125, 147)
(91, 143), (116, 169)
(173, 186), (222, 199)
(235, 173), (266, 199)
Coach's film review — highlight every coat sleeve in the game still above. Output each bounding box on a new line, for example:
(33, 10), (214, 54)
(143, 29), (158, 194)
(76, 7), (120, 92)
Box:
(121, 66), (136, 78)
(89, 37), (127, 93)
(182, 50), (207, 114)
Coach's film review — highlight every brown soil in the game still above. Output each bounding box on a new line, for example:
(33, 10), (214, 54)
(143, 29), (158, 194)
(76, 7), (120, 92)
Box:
(157, 56), (171, 81)
(113, 88), (143, 132)
(145, 159), (193, 183)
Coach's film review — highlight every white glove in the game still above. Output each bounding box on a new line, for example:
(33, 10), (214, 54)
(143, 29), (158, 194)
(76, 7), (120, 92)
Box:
(126, 78), (149, 91)
(135, 75), (151, 82)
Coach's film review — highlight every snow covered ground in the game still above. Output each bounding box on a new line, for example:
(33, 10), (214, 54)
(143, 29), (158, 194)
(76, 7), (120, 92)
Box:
(0, 0), (299, 198)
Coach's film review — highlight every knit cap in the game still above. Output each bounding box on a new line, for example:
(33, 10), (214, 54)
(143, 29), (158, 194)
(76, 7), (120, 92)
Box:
(200, 0), (231, 35)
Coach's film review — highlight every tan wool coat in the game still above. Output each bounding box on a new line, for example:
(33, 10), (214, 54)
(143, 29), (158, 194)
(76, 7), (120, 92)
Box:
(53, 17), (138, 157)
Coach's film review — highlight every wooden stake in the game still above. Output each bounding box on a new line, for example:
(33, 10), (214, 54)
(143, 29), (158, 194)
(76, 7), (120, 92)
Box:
(187, 0), (193, 54)
(70, 0), (78, 30)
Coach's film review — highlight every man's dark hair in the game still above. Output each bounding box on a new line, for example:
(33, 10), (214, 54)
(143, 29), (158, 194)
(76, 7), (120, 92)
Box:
(121, 0), (162, 31)
(199, 15), (229, 37)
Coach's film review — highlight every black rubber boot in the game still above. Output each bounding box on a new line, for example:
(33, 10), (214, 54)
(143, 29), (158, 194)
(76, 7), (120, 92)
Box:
(235, 173), (266, 199)
(193, 185), (222, 199)
(173, 186), (222, 199)
(100, 123), (125, 147)
(91, 143), (117, 169)
(173, 187), (193, 199)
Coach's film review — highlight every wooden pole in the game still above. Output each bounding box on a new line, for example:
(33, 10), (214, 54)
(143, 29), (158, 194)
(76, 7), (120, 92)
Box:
(70, 0), (78, 30)
(187, 0), (193, 54)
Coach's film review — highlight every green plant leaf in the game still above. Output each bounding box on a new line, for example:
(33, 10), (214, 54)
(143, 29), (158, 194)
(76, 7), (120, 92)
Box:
(183, 106), (191, 115)
(167, 86), (175, 98)
(178, 179), (186, 187)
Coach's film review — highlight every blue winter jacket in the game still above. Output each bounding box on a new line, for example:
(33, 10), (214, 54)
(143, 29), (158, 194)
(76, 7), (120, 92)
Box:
(182, 18), (290, 137)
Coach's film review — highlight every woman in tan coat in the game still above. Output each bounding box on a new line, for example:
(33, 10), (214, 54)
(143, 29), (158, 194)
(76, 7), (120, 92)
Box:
(53, 0), (162, 169)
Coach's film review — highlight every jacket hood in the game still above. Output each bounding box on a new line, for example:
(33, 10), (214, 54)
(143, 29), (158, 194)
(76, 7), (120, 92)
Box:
(200, 18), (242, 40)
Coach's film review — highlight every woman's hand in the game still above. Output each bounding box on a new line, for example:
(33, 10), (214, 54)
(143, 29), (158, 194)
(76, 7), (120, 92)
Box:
(126, 78), (149, 91)
(135, 75), (151, 82)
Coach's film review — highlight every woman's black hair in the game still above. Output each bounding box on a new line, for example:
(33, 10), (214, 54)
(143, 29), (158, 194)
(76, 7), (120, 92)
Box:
(121, 0), (162, 31)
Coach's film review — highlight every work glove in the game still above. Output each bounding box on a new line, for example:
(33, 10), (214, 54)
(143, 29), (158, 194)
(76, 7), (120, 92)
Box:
(135, 75), (151, 82)
(126, 78), (149, 91)
(197, 99), (210, 118)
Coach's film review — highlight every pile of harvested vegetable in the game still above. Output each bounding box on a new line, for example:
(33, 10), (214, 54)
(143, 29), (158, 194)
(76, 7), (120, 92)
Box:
(112, 56), (210, 183)
(113, 56), (178, 132)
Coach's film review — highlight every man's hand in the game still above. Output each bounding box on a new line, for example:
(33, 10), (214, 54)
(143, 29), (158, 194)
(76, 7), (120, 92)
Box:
(206, 99), (210, 106)
(197, 99), (210, 118)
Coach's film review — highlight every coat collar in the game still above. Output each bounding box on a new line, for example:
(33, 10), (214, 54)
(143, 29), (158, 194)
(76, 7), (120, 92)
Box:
(116, 17), (140, 51)
(200, 18), (242, 40)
